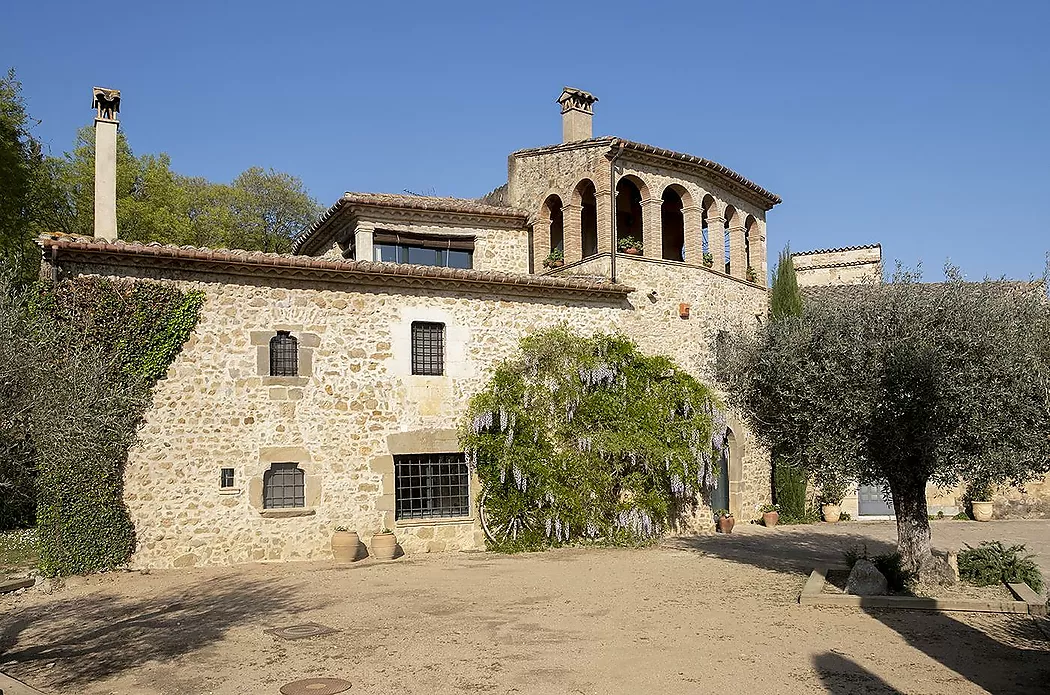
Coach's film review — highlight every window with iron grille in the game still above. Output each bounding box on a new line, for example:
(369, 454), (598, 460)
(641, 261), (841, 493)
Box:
(411, 322), (444, 376)
(269, 331), (298, 377)
(263, 463), (305, 509)
(395, 453), (470, 520)
(220, 468), (235, 489)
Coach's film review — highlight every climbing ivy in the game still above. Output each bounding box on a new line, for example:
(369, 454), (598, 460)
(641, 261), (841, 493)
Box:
(461, 327), (726, 552)
(25, 277), (203, 575)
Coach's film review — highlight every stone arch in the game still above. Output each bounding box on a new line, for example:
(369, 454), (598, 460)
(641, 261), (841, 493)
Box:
(572, 179), (599, 259)
(615, 177), (645, 252)
(700, 194), (719, 259)
(660, 186), (686, 262)
(721, 205), (738, 274)
(725, 425), (745, 520)
(744, 214), (758, 275)
(540, 194), (564, 260)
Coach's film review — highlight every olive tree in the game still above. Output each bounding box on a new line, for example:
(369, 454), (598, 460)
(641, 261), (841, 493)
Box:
(721, 266), (1050, 580)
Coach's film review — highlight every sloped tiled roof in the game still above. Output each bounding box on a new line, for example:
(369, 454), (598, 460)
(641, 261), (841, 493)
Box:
(38, 234), (632, 300)
(792, 243), (881, 257)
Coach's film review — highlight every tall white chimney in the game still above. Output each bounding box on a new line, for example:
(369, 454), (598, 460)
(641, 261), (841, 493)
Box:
(92, 87), (120, 241)
(558, 87), (597, 143)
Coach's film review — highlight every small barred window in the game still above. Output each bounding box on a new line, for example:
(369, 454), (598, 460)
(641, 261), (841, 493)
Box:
(395, 453), (470, 520)
(263, 463), (305, 509)
(411, 322), (445, 376)
(269, 331), (298, 377)
(220, 468), (235, 489)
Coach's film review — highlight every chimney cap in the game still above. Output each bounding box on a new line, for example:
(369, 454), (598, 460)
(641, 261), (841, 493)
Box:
(92, 86), (120, 121)
(557, 87), (597, 114)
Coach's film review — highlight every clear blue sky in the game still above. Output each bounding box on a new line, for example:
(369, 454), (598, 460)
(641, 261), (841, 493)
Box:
(5, 0), (1048, 279)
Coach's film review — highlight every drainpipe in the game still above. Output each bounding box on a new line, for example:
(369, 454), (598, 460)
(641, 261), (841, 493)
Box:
(607, 139), (626, 284)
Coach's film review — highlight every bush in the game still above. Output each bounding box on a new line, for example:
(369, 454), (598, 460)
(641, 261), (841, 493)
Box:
(772, 459), (807, 520)
(844, 544), (914, 591)
(957, 541), (1044, 592)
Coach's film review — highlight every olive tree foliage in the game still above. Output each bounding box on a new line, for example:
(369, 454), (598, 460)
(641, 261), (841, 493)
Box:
(721, 264), (1050, 578)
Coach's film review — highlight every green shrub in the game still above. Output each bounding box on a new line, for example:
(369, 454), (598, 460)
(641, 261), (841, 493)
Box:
(844, 544), (914, 591)
(772, 459), (808, 520)
(957, 541), (1044, 592)
(779, 506), (822, 525)
(463, 327), (723, 552)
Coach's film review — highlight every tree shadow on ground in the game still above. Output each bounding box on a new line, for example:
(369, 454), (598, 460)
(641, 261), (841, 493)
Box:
(0, 574), (323, 690)
(669, 531), (1050, 694)
(813, 651), (903, 694)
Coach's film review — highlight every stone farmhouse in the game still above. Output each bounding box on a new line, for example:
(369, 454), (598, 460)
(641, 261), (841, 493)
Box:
(41, 87), (786, 568)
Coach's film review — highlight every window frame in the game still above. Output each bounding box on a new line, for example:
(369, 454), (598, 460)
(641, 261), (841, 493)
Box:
(220, 467), (236, 489)
(394, 452), (471, 521)
(262, 462), (306, 509)
(268, 331), (299, 377)
(411, 321), (445, 376)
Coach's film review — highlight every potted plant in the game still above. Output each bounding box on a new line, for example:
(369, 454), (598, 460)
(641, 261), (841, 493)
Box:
(543, 248), (565, 269)
(715, 509), (735, 534)
(966, 478), (994, 522)
(817, 473), (848, 523)
(760, 503), (780, 527)
(331, 526), (361, 563)
(618, 237), (643, 256)
(702, 252), (714, 268)
(746, 265), (759, 283)
(371, 527), (398, 560)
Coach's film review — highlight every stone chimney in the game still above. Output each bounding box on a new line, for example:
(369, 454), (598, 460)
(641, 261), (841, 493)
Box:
(92, 86), (120, 241)
(558, 87), (597, 143)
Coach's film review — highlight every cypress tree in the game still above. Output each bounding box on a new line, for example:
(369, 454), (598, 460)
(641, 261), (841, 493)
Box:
(770, 245), (803, 319)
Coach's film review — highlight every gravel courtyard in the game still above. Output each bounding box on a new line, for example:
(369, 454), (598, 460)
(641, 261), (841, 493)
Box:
(2, 520), (1048, 694)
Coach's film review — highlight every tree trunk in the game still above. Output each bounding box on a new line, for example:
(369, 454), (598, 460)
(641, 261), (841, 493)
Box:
(889, 476), (934, 573)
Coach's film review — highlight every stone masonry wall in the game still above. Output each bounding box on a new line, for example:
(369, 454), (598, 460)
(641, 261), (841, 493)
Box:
(792, 247), (882, 286)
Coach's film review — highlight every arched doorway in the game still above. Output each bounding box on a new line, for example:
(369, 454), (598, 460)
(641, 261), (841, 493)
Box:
(541, 194), (564, 261)
(713, 446), (730, 512)
(615, 178), (644, 251)
(661, 187), (685, 262)
(575, 180), (598, 258)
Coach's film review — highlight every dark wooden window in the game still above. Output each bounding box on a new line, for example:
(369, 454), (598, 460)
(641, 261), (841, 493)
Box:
(269, 331), (298, 377)
(395, 453), (470, 520)
(372, 230), (473, 269)
(220, 468), (235, 489)
(411, 322), (444, 376)
(263, 463), (305, 509)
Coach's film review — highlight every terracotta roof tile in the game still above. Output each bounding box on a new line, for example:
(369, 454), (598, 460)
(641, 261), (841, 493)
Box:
(792, 244), (882, 257)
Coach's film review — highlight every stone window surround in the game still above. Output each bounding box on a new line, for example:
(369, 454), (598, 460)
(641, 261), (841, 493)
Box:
(247, 447), (321, 519)
(250, 327), (319, 399)
(371, 429), (479, 531)
(392, 307), (469, 380)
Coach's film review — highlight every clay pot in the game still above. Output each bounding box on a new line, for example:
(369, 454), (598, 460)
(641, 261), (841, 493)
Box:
(762, 511), (779, 528)
(971, 501), (993, 522)
(624, 248), (642, 256)
(550, 260), (564, 268)
(717, 516), (735, 534)
(822, 503), (841, 523)
(331, 530), (361, 563)
(371, 532), (398, 560)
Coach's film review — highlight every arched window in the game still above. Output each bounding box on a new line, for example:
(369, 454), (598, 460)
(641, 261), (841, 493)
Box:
(269, 331), (298, 377)
(661, 187), (685, 262)
(723, 205), (737, 275)
(576, 180), (599, 258)
(744, 215), (757, 275)
(616, 178), (644, 252)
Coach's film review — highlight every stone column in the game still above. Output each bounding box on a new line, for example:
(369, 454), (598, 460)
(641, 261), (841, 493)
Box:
(354, 220), (374, 262)
(728, 224), (747, 280)
(640, 198), (662, 258)
(708, 216), (726, 271)
(562, 203), (582, 264)
(93, 118), (118, 241)
(752, 220), (768, 286)
(681, 205), (702, 265)
(595, 188), (613, 257)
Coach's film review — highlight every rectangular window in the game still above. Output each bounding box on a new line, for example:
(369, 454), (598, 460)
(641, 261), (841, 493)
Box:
(269, 331), (299, 377)
(371, 230), (474, 269)
(220, 468), (235, 489)
(411, 321), (445, 376)
(263, 462), (305, 509)
(394, 453), (470, 520)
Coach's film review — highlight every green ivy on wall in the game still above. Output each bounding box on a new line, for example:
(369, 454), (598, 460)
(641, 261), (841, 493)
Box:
(28, 277), (203, 576)
(461, 326), (727, 552)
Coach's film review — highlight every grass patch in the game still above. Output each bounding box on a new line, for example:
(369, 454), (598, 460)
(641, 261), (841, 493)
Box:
(0, 528), (39, 573)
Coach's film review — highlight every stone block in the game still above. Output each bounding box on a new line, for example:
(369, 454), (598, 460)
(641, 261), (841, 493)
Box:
(846, 559), (888, 596)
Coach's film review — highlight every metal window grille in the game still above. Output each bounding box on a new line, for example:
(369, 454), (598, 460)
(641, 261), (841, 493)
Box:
(395, 453), (470, 520)
(263, 463), (305, 509)
(411, 322), (444, 376)
(269, 331), (298, 377)
(220, 468), (235, 489)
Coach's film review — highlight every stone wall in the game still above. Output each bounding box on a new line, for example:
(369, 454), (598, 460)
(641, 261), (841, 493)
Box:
(792, 246), (882, 286)
(59, 248), (774, 568)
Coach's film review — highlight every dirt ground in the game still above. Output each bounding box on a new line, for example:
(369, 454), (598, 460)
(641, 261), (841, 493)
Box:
(2, 520), (1048, 695)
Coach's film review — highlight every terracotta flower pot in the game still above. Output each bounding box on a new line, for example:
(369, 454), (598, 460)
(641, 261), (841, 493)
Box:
(371, 532), (398, 560)
(717, 517), (735, 534)
(550, 260), (564, 267)
(624, 248), (642, 256)
(971, 501), (993, 522)
(331, 530), (361, 563)
(762, 511), (779, 528)
(822, 503), (841, 523)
